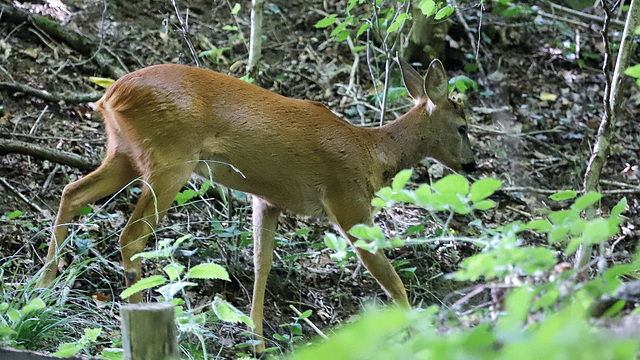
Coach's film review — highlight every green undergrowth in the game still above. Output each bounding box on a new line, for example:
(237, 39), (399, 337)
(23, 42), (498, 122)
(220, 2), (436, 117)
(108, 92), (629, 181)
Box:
(295, 170), (638, 360)
(3, 171), (636, 359)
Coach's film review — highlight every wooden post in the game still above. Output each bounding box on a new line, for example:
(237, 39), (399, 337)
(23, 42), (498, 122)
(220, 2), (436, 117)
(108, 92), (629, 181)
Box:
(120, 303), (178, 360)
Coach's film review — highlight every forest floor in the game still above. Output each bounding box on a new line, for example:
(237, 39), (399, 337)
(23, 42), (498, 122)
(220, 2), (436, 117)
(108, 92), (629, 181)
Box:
(0, 0), (639, 357)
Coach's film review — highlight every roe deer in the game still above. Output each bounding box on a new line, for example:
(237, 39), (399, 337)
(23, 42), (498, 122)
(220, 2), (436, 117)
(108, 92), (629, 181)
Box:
(37, 59), (475, 352)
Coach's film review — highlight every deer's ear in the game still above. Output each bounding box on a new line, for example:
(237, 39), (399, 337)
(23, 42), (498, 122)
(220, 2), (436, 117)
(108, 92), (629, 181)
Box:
(424, 59), (449, 104)
(399, 58), (426, 102)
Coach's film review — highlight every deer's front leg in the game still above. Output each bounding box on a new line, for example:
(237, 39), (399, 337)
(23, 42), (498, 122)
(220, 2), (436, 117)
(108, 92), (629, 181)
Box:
(250, 196), (281, 353)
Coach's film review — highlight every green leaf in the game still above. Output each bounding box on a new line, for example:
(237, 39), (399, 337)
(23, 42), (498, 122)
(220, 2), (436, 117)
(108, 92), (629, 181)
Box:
(157, 281), (197, 300)
(174, 234), (192, 248)
(469, 178), (502, 202)
(533, 289), (559, 310)
(175, 189), (198, 205)
(198, 180), (211, 195)
(98, 348), (124, 360)
(335, 29), (351, 42)
(231, 3), (241, 15)
(550, 190), (577, 201)
(6, 210), (22, 219)
(274, 333), (289, 342)
(52, 343), (83, 357)
(449, 75), (478, 94)
(610, 197), (627, 218)
(473, 199), (495, 210)
(325, 233), (349, 262)
(581, 218), (612, 244)
(324, 233), (346, 250)
(602, 300), (626, 317)
(290, 323), (303, 335)
(435, 5), (454, 20)
(299, 309), (312, 319)
(392, 169), (413, 191)
(413, 184), (432, 206)
(186, 263), (230, 281)
(7, 308), (20, 322)
(433, 174), (470, 195)
(386, 87), (409, 102)
(387, 13), (408, 33)
(120, 275), (166, 299)
(315, 14), (337, 28)
(349, 224), (384, 241)
(77, 206), (92, 216)
(347, 0), (358, 12)
(418, 0), (436, 15)
(624, 64), (640, 78)
(571, 191), (602, 211)
(163, 263), (185, 281)
(499, 287), (534, 331)
(212, 296), (253, 327)
(526, 218), (552, 232)
(21, 297), (46, 315)
(356, 23), (369, 37)
(330, 20), (350, 37)
(371, 197), (388, 207)
(84, 327), (102, 342)
(609, 197), (627, 233)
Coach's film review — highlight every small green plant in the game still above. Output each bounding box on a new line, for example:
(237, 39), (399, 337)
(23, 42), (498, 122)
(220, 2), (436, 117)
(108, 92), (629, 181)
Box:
(315, 0), (452, 44)
(0, 297), (47, 347)
(174, 181), (211, 206)
(52, 327), (101, 358)
(274, 309), (312, 349)
(0, 281), (119, 358)
(120, 235), (253, 359)
(2, 210), (22, 219)
(449, 75), (478, 94)
(311, 169), (636, 360)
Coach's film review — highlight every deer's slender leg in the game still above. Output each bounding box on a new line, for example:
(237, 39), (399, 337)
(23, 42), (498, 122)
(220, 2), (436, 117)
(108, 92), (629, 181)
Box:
(250, 196), (281, 352)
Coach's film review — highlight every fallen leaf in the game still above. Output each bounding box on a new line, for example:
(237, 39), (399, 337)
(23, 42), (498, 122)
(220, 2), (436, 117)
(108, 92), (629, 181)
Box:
(540, 92), (558, 101)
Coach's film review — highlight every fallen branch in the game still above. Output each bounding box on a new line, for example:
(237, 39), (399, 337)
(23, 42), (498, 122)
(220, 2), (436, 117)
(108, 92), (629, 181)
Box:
(0, 3), (126, 78)
(0, 138), (98, 171)
(0, 177), (51, 217)
(501, 186), (559, 195)
(546, 2), (625, 29)
(0, 81), (101, 103)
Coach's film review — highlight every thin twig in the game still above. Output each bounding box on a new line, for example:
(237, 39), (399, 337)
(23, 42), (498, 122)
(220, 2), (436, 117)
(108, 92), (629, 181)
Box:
(29, 105), (48, 135)
(171, 0), (199, 66)
(0, 177), (51, 217)
(452, 0), (486, 79)
(288, 304), (329, 340)
(546, 2), (625, 29)
(501, 186), (566, 194)
(600, 179), (640, 189)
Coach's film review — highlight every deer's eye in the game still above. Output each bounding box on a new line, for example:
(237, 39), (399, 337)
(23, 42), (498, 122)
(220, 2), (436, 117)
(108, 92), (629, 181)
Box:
(457, 125), (467, 135)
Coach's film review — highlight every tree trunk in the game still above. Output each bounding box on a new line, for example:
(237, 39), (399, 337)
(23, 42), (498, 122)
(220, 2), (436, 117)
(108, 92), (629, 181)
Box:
(576, 0), (639, 270)
(247, 0), (264, 79)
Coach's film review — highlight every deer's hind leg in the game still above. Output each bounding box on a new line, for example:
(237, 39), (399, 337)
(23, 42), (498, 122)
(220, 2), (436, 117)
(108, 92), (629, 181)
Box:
(117, 159), (197, 303)
(38, 152), (139, 288)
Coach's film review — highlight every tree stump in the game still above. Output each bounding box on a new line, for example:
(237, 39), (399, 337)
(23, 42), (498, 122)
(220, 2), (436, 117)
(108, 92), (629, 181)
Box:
(120, 303), (178, 360)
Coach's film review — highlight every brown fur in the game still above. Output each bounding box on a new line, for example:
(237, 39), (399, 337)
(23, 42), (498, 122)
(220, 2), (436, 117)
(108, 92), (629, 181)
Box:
(37, 59), (475, 352)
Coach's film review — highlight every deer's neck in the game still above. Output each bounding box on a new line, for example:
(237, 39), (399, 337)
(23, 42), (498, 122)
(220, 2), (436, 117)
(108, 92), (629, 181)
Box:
(372, 108), (432, 185)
